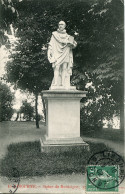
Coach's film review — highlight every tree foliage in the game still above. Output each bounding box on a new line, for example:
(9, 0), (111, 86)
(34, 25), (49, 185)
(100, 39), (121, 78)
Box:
(5, 0), (124, 130)
(0, 0), (19, 46)
(20, 100), (34, 121)
(0, 82), (14, 121)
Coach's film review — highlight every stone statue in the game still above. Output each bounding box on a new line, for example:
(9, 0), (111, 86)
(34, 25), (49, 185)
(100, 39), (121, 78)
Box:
(47, 21), (77, 89)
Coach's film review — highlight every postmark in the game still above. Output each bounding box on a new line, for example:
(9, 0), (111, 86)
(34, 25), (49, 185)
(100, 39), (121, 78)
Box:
(86, 151), (125, 192)
(8, 167), (20, 193)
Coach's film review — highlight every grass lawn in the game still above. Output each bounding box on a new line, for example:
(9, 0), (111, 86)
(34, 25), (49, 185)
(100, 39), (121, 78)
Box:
(0, 121), (121, 178)
(81, 128), (124, 142)
(0, 141), (109, 178)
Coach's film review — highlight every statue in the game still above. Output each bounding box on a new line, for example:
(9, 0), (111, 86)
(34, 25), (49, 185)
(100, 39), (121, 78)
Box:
(47, 21), (77, 89)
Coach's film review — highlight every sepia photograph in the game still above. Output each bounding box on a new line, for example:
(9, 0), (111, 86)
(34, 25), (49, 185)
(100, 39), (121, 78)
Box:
(0, 0), (124, 193)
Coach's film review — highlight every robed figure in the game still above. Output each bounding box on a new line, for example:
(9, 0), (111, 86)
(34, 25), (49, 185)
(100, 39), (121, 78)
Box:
(47, 21), (77, 89)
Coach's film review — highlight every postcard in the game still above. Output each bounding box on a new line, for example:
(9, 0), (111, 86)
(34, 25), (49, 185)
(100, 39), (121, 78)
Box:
(0, 0), (124, 193)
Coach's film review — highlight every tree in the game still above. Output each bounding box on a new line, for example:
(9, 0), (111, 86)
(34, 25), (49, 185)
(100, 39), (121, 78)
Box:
(4, 0), (58, 127)
(0, 0), (19, 47)
(5, 0), (123, 131)
(5, 0), (92, 127)
(71, 0), (124, 132)
(20, 100), (34, 121)
(5, 22), (53, 127)
(80, 76), (119, 132)
(0, 82), (14, 121)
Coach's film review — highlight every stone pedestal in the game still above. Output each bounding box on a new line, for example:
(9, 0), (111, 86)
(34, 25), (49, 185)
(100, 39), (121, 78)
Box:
(40, 90), (89, 152)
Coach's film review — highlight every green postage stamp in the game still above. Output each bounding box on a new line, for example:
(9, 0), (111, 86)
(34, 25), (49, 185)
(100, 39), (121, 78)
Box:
(86, 150), (125, 193)
(86, 165), (119, 192)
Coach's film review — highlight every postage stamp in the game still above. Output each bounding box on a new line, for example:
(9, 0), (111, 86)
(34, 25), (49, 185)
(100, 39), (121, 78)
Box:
(86, 150), (125, 193)
(86, 165), (119, 192)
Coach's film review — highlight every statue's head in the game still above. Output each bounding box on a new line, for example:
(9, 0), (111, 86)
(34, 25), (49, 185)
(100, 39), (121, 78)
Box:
(58, 21), (66, 31)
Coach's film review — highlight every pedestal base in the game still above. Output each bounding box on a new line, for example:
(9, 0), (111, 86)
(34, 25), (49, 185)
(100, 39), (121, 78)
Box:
(41, 89), (88, 152)
(40, 136), (89, 153)
(42, 90), (87, 139)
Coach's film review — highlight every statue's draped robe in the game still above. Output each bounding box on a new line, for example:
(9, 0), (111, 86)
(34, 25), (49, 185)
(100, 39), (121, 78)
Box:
(48, 31), (73, 75)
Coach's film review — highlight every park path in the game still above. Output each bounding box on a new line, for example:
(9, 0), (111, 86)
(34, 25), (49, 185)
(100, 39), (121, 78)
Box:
(1, 121), (124, 158)
(0, 121), (45, 159)
(0, 122), (125, 193)
(1, 122), (124, 159)
(82, 136), (125, 158)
